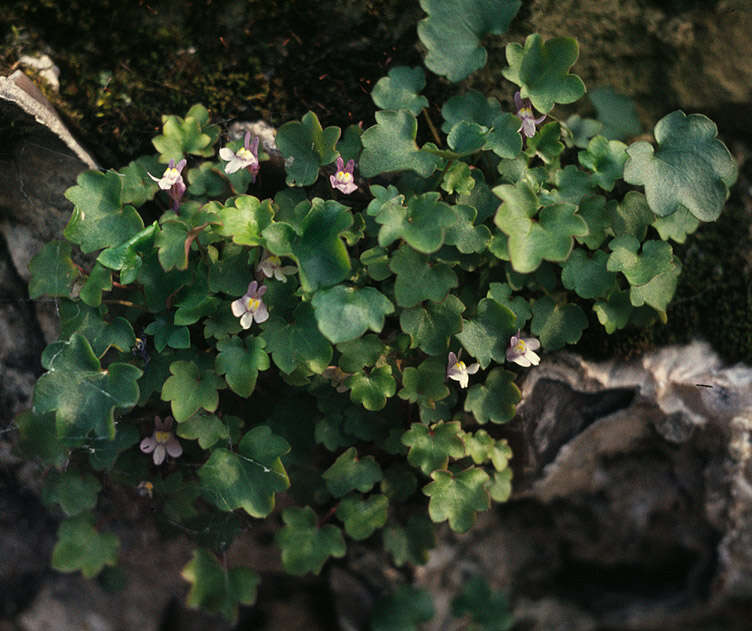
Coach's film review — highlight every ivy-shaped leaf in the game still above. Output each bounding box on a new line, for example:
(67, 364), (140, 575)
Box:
(464, 431), (513, 472)
(89, 424), (140, 471)
(33, 333), (141, 443)
(578, 135), (628, 191)
(371, 585), (435, 631)
(451, 575), (514, 631)
(215, 336), (269, 397)
(176, 413), (229, 449)
(119, 155), (161, 206)
(372, 191), (458, 253)
(441, 89), (502, 133)
(464, 369), (521, 424)
(400, 294), (465, 356)
(607, 236), (682, 313)
(652, 207), (700, 243)
(383, 515), (435, 566)
(360, 110), (442, 177)
(64, 170), (144, 254)
(312, 285), (394, 344)
(610, 191), (653, 241)
(322, 447), (383, 497)
(345, 366), (396, 411)
(390, 246), (458, 307)
(198, 425), (290, 517)
(262, 198), (352, 292)
(155, 219), (191, 271)
(524, 120), (564, 163)
(444, 204), (492, 254)
(593, 290), (632, 334)
(486, 282), (531, 328)
(14, 410), (68, 467)
(336, 494), (389, 540)
(144, 313), (190, 352)
(42, 470), (101, 516)
(371, 66), (428, 115)
(161, 360), (222, 422)
(623, 110), (737, 222)
(181, 548), (259, 623)
(398, 358), (450, 408)
(276, 111), (340, 186)
(28, 240), (79, 299)
(576, 195), (614, 250)
(456, 298), (516, 369)
(560, 249), (618, 299)
(402, 421), (466, 476)
(553, 164), (595, 205)
(261, 303), (332, 374)
(337, 334), (385, 372)
(589, 86), (641, 141)
(152, 103), (219, 162)
(275, 506), (346, 575)
(215, 195), (274, 246)
(79, 264), (113, 308)
(502, 34), (586, 114)
(442, 161), (476, 196)
(418, 0), (521, 82)
(423, 467), (490, 533)
(530, 296), (588, 350)
(51, 513), (119, 578)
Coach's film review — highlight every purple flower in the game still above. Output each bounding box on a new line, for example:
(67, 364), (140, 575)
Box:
(140, 416), (182, 465)
(148, 158), (186, 210)
(220, 131), (260, 178)
(506, 330), (541, 367)
(231, 280), (269, 329)
(447, 351), (480, 389)
(514, 91), (546, 139)
(257, 251), (297, 283)
(330, 156), (357, 194)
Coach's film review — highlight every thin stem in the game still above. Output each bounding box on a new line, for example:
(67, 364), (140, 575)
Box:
(422, 109), (442, 147)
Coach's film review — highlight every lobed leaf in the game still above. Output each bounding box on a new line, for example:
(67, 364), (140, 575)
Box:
(276, 506), (346, 575)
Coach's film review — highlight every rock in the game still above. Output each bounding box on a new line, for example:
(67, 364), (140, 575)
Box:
(17, 55), (60, 93)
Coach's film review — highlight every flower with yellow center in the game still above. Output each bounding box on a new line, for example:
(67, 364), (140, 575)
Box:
(258, 251), (297, 283)
(330, 156), (358, 194)
(447, 351), (480, 388)
(506, 330), (541, 367)
(140, 416), (182, 465)
(231, 280), (269, 329)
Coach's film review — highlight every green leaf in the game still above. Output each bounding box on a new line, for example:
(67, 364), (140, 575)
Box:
(575, 195), (614, 250)
(345, 366), (396, 411)
(337, 124), (362, 163)
(502, 34), (586, 113)
(442, 161), (476, 195)
(448, 121), (488, 154)
(578, 135), (628, 191)
(623, 110), (737, 222)
(402, 421), (465, 476)
(464, 431), (513, 471)
(51, 513), (119, 578)
(57, 301), (136, 357)
(64, 170), (144, 253)
(564, 114), (603, 148)
(380, 464), (418, 502)
(607, 236), (681, 313)
(323, 447), (382, 497)
(155, 219), (191, 271)
(373, 192), (457, 253)
(262, 198), (352, 292)
(456, 298), (516, 369)
(486, 282), (531, 328)
(372, 66), (428, 115)
(33, 333), (141, 443)
(589, 86), (641, 141)
(336, 494), (389, 540)
(423, 467), (490, 532)
(451, 575), (514, 631)
(215, 195), (274, 246)
(173, 281), (220, 326)
(383, 515), (435, 566)
(561, 249), (618, 299)
(610, 191), (653, 241)
(398, 358), (450, 408)
(276, 111), (340, 186)
(152, 104), (218, 161)
(215, 336), (269, 397)
(400, 294), (465, 356)
(593, 290), (632, 333)
(530, 296), (588, 350)
(161, 360), (222, 422)
(390, 246), (458, 308)
(337, 334), (385, 372)
(88, 424), (140, 471)
(494, 182), (587, 273)
(28, 240), (79, 299)
(207, 244), (253, 297)
(96, 221), (158, 278)
(261, 303), (332, 374)
(489, 467), (513, 502)
(464, 369), (521, 424)
(652, 206), (700, 243)
(441, 90), (502, 133)
(14, 410), (68, 467)
(372, 585), (435, 631)
(276, 506), (346, 575)
(181, 548), (259, 623)
(198, 425), (290, 517)
(42, 470), (101, 516)
(524, 121), (564, 163)
(144, 314), (190, 352)
(484, 113), (524, 159)
(176, 413), (229, 449)
(418, 0), (521, 82)
(119, 155), (160, 206)
(360, 110), (441, 177)
(312, 285), (394, 344)
(360, 246), (392, 281)
(444, 204), (492, 254)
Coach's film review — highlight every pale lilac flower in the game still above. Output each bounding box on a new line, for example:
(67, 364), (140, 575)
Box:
(148, 158), (186, 210)
(506, 330), (541, 367)
(257, 251), (297, 283)
(219, 131), (260, 178)
(231, 280), (269, 329)
(330, 156), (357, 194)
(514, 91), (546, 139)
(447, 351), (480, 389)
(140, 416), (182, 465)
